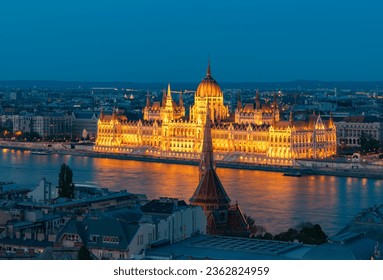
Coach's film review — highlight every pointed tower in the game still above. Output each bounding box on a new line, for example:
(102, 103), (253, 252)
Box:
(145, 91), (151, 107)
(255, 90), (261, 111)
(161, 89), (167, 107)
(206, 58), (212, 77)
(236, 92), (242, 111)
(253, 90), (263, 125)
(328, 111), (335, 129)
(99, 108), (105, 121)
(199, 106), (217, 180)
(179, 90), (184, 108)
(289, 109), (294, 125)
(160, 84), (175, 122)
(111, 108), (116, 121)
(272, 92), (278, 126)
(190, 106), (230, 210)
(273, 92), (278, 110)
(315, 114), (325, 130)
(190, 107), (249, 236)
(165, 84), (173, 108)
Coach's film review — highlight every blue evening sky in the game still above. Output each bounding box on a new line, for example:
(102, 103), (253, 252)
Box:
(0, 0), (382, 82)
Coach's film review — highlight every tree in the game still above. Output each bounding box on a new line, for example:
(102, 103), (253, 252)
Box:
(257, 222), (327, 245)
(274, 228), (298, 242)
(58, 163), (75, 198)
(77, 245), (92, 260)
(244, 213), (257, 236)
(360, 132), (380, 154)
(297, 224), (327, 245)
(255, 232), (274, 240)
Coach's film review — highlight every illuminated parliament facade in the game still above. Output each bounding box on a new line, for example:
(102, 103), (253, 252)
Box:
(95, 62), (337, 165)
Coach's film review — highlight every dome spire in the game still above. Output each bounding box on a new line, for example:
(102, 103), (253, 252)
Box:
(206, 59), (211, 77)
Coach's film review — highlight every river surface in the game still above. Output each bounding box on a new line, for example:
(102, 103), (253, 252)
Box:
(1, 148), (383, 236)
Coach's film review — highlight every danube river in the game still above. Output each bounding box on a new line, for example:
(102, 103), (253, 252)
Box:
(2, 149), (383, 236)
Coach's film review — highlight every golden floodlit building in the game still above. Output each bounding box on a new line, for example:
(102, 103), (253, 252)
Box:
(95, 61), (337, 165)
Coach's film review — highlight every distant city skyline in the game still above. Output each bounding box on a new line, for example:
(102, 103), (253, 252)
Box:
(1, 0), (383, 82)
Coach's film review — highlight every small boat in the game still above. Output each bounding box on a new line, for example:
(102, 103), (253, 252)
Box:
(31, 150), (48, 155)
(283, 171), (302, 177)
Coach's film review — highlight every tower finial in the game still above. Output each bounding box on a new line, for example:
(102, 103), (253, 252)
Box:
(237, 92), (242, 110)
(255, 90), (260, 110)
(100, 108), (104, 120)
(146, 90), (150, 107)
(179, 90), (184, 107)
(167, 83), (171, 97)
(207, 58), (211, 76)
(328, 111), (334, 128)
(165, 83), (173, 107)
(273, 92), (277, 108)
(162, 89), (166, 107)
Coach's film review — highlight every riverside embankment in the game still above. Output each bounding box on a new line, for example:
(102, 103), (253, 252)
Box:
(1, 140), (382, 179)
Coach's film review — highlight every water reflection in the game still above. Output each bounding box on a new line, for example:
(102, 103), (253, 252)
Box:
(1, 149), (383, 236)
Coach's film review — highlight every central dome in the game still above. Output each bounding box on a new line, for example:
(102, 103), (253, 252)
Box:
(195, 61), (223, 98)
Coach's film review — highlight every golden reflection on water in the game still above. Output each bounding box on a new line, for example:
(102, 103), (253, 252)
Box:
(1, 149), (383, 235)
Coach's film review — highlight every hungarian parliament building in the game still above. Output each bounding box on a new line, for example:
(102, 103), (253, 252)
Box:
(94, 62), (337, 166)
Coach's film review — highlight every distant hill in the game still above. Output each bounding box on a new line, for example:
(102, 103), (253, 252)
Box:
(0, 80), (382, 91)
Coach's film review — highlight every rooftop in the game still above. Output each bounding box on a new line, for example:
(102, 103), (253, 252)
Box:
(145, 234), (311, 260)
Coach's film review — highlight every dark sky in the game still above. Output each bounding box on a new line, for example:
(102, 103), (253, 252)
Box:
(1, 0), (382, 82)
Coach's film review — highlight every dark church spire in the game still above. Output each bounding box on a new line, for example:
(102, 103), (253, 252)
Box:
(199, 105), (215, 179)
(189, 106), (250, 237)
(190, 105), (230, 210)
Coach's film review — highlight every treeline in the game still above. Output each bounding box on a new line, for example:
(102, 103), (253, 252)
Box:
(246, 215), (327, 245)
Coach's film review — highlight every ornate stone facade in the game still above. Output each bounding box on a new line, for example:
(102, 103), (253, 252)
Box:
(95, 62), (337, 164)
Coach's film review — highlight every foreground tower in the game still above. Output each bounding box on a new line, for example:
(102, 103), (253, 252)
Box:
(190, 107), (249, 236)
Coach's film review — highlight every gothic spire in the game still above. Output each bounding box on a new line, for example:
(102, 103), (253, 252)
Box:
(146, 90), (151, 107)
(200, 105), (214, 178)
(255, 90), (260, 110)
(206, 59), (211, 77)
(289, 109), (293, 124)
(273, 92), (277, 109)
(328, 111), (335, 128)
(179, 90), (184, 108)
(236, 92), (242, 110)
(99, 108), (104, 121)
(190, 105), (231, 210)
(165, 83), (173, 108)
(161, 89), (166, 107)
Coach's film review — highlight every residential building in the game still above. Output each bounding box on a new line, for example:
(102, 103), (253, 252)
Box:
(71, 111), (99, 140)
(53, 214), (151, 260)
(141, 197), (206, 244)
(27, 178), (58, 203)
(31, 113), (72, 138)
